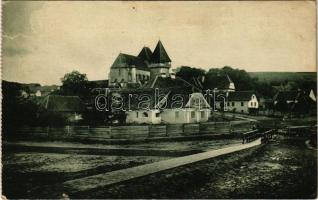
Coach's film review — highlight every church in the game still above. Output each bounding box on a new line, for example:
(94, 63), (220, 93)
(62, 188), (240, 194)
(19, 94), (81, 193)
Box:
(108, 40), (172, 88)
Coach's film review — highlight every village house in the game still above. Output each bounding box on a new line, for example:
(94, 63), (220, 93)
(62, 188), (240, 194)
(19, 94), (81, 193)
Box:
(111, 88), (162, 124)
(39, 95), (86, 122)
(160, 92), (211, 124)
(273, 89), (317, 115)
(27, 85), (60, 97)
(215, 91), (259, 114)
(108, 40), (172, 88)
(121, 89), (211, 124)
(111, 74), (210, 124)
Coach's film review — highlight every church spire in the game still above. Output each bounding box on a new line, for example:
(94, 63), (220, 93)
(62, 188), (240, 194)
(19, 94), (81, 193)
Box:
(150, 40), (171, 63)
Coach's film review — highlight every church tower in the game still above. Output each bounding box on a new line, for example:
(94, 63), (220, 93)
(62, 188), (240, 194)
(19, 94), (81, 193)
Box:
(149, 40), (171, 78)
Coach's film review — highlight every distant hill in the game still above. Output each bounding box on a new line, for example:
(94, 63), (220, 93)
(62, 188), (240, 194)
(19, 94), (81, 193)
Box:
(248, 72), (316, 84)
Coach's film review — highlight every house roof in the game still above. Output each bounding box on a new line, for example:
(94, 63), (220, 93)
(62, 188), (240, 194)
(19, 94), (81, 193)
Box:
(150, 40), (171, 63)
(40, 95), (85, 112)
(138, 47), (153, 62)
(111, 53), (148, 70)
(113, 86), (201, 110)
(142, 76), (201, 92)
(27, 85), (59, 95)
(227, 91), (256, 101)
(185, 92), (211, 109)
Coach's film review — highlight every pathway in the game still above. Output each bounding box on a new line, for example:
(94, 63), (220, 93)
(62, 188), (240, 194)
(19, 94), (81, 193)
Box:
(63, 138), (262, 195)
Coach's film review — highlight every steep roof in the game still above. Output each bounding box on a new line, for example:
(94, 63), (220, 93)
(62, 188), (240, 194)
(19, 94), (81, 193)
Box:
(150, 40), (171, 63)
(142, 76), (201, 92)
(111, 53), (148, 70)
(138, 47), (153, 62)
(40, 95), (85, 112)
(185, 92), (211, 109)
(114, 87), (198, 110)
(227, 91), (256, 101)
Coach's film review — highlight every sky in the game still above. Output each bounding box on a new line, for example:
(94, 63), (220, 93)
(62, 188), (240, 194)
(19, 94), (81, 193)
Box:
(2, 1), (316, 85)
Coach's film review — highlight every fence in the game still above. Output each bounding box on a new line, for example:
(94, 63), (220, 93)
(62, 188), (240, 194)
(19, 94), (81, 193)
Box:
(12, 120), (255, 140)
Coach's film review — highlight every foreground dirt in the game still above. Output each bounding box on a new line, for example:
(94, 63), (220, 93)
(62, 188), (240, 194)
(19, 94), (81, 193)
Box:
(3, 137), (317, 199)
(77, 138), (317, 199)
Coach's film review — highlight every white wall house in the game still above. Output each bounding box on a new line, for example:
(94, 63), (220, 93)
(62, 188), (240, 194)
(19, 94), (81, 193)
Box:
(215, 91), (259, 114)
(126, 109), (161, 124)
(161, 93), (211, 124)
(161, 108), (210, 124)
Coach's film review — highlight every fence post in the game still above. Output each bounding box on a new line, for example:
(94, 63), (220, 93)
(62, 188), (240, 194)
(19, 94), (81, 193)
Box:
(148, 125), (151, 137)
(47, 126), (49, 137)
(67, 125), (70, 136)
(165, 124), (169, 137)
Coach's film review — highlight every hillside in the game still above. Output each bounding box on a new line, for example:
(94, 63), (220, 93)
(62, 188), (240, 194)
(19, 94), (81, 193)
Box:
(248, 72), (316, 84)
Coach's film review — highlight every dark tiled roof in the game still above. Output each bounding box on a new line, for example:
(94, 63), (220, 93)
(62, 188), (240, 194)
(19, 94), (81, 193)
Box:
(138, 47), (153, 62)
(113, 87), (197, 110)
(142, 76), (201, 92)
(40, 95), (85, 112)
(150, 40), (171, 63)
(227, 91), (256, 101)
(111, 53), (148, 70)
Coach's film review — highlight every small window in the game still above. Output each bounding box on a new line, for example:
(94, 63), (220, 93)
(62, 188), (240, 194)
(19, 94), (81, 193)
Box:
(143, 112), (148, 117)
(232, 102), (235, 106)
(191, 111), (195, 118)
(241, 102), (244, 106)
(227, 102), (230, 106)
(201, 111), (205, 118)
(136, 112), (139, 118)
(156, 112), (160, 117)
(176, 111), (179, 118)
(241, 110), (244, 113)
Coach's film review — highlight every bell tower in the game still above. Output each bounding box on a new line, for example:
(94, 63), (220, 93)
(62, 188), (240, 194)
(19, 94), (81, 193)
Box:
(149, 40), (171, 78)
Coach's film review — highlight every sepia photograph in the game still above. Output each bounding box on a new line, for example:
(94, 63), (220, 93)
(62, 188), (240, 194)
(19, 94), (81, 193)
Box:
(1, 1), (317, 199)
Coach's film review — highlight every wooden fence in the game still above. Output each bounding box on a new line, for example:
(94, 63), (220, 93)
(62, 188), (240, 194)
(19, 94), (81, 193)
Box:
(13, 120), (254, 140)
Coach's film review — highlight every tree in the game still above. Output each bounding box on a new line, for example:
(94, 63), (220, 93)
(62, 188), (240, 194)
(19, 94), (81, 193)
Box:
(60, 71), (89, 97)
(176, 66), (205, 84)
(2, 81), (39, 139)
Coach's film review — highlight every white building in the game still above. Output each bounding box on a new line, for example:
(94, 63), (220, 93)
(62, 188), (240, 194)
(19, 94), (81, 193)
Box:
(215, 91), (259, 114)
